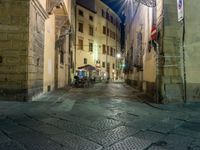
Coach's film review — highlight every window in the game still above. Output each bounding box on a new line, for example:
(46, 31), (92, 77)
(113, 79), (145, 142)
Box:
(89, 26), (94, 36)
(113, 33), (116, 40)
(113, 49), (115, 56)
(60, 51), (64, 64)
(113, 18), (116, 26)
(78, 39), (83, 50)
(102, 62), (105, 68)
(107, 63), (110, 70)
(107, 28), (109, 36)
(113, 64), (115, 69)
(102, 44), (106, 54)
(79, 10), (84, 16)
(89, 15), (93, 21)
(103, 26), (106, 34)
(84, 58), (87, 64)
(110, 16), (113, 23)
(115, 21), (118, 27)
(110, 47), (113, 56)
(78, 22), (83, 33)
(110, 30), (113, 38)
(106, 12), (109, 20)
(96, 60), (100, 64)
(102, 9), (105, 17)
(89, 42), (93, 52)
(107, 46), (109, 55)
(0, 56), (2, 63)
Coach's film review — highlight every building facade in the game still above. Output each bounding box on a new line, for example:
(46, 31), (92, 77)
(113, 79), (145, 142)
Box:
(124, 1), (161, 96)
(125, 0), (200, 103)
(0, 0), (72, 101)
(75, 0), (121, 80)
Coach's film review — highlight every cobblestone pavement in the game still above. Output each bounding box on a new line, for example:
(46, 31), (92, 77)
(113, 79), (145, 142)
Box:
(0, 82), (200, 150)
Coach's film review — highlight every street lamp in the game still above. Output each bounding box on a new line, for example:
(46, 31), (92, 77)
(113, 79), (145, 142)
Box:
(117, 53), (121, 59)
(116, 53), (121, 80)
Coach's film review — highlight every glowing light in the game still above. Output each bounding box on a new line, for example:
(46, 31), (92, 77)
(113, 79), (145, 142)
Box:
(117, 53), (121, 58)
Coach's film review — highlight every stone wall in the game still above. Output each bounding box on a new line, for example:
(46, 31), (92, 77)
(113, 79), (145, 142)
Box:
(184, 0), (200, 101)
(0, 0), (47, 101)
(27, 0), (47, 99)
(0, 0), (29, 101)
(160, 0), (184, 103)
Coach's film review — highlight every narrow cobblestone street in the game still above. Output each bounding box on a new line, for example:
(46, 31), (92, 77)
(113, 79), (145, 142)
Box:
(0, 82), (200, 150)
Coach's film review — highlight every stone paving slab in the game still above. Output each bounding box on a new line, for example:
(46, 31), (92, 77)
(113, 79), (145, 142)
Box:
(51, 132), (102, 150)
(1, 83), (200, 150)
(149, 120), (184, 134)
(187, 115), (200, 123)
(7, 114), (44, 127)
(172, 127), (200, 139)
(134, 130), (165, 143)
(189, 139), (200, 150)
(0, 118), (30, 135)
(182, 122), (200, 132)
(148, 145), (168, 150)
(90, 118), (122, 130)
(104, 136), (151, 150)
(0, 141), (26, 150)
(87, 126), (139, 147)
(0, 118), (67, 150)
(125, 119), (156, 131)
(49, 112), (92, 126)
(0, 131), (11, 144)
(9, 129), (67, 150)
(41, 117), (98, 137)
(152, 134), (194, 150)
(109, 112), (139, 122)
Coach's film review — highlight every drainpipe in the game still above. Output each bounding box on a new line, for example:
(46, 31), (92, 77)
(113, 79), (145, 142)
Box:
(74, 0), (77, 75)
(182, 18), (187, 103)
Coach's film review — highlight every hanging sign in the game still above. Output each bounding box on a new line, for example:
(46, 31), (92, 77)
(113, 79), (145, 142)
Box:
(177, 0), (184, 22)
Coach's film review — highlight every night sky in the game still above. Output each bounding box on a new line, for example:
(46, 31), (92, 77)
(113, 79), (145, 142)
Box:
(101, 0), (125, 19)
